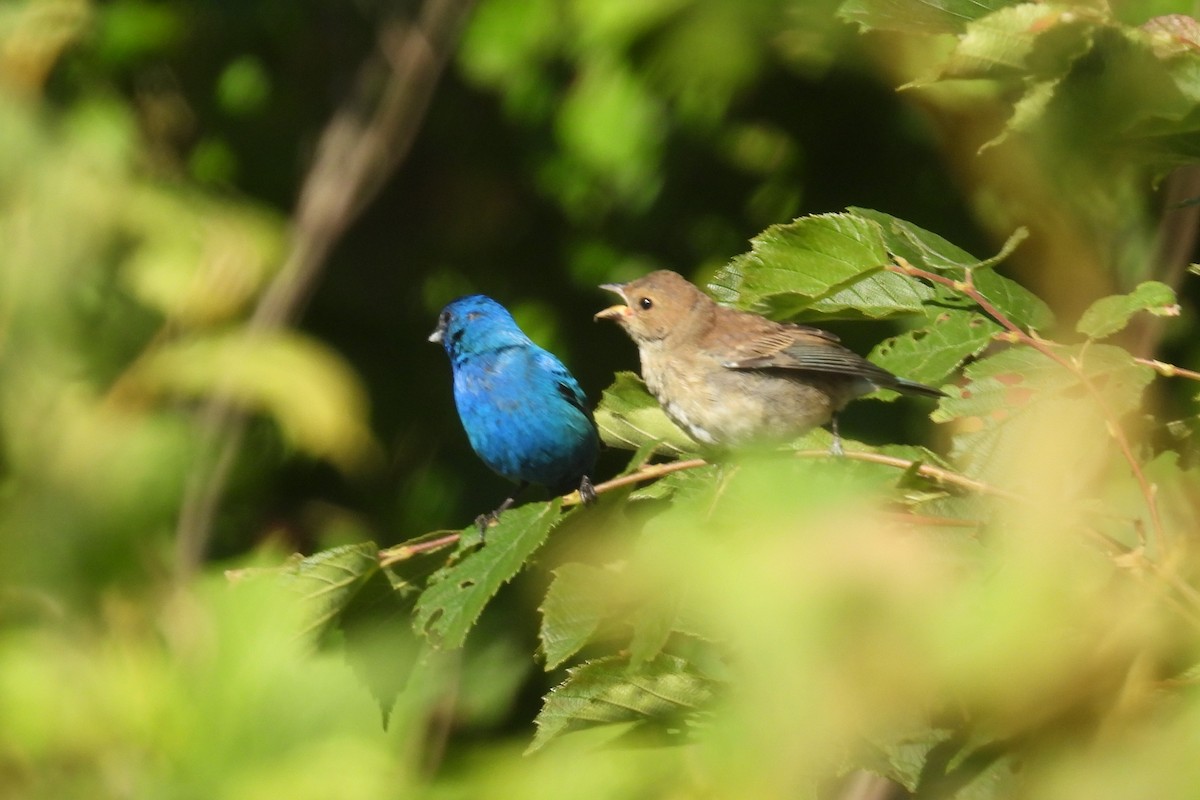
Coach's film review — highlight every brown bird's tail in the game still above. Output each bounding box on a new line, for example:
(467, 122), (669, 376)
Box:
(890, 377), (947, 398)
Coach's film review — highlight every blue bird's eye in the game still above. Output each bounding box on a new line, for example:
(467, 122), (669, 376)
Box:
(639, 297), (653, 310)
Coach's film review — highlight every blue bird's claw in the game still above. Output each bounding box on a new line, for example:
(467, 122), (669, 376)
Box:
(578, 475), (597, 506)
(475, 494), (519, 538)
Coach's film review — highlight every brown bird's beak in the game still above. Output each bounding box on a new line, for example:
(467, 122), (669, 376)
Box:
(594, 283), (631, 322)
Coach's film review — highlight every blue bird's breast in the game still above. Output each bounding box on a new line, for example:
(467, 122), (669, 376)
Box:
(451, 346), (597, 490)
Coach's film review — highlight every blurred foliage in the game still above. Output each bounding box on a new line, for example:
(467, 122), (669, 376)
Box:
(3, 0), (1200, 798)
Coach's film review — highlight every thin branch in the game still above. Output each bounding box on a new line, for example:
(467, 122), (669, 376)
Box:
(1134, 357), (1200, 382)
(377, 449), (1014, 562)
(887, 258), (1167, 553)
(1133, 164), (1200, 358)
(174, 0), (476, 575)
(796, 448), (1020, 500)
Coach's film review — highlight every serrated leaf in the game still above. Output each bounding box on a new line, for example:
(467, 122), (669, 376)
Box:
(804, 268), (934, 318)
(870, 308), (1001, 389)
(595, 372), (695, 454)
(415, 500), (564, 649)
(971, 269), (1054, 330)
(708, 213), (889, 315)
(937, 4), (1101, 81)
(529, 653), (716, 753)
(1076, 281), (1179, 339)
(862, 727), (959, 792)
(838, 0), (1017, 35)
(540, 563), (622, 670)
(286, 542), (383, 639)
(628, 594), (681, 666)
(127, 331), (377, 470)
(285, 543), (420, 726)
(849, 207), (1027, 274)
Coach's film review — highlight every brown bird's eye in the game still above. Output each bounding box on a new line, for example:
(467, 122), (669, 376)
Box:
(639, 297), (653, 310)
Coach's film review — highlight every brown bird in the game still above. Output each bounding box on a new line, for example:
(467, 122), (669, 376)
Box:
(595, 270), (944, 452)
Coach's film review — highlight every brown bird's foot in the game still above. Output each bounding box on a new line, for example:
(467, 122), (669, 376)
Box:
(578, 475), (597, 506)
(474, 494), (519, 537)
(828, 416), (845, 456)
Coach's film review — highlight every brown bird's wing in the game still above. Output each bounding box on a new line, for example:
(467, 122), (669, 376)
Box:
(721, 323), (899, 385)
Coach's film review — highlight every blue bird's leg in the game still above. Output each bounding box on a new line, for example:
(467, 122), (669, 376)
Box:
(578, 475), (597, 506)
(474, 481), (530, 536)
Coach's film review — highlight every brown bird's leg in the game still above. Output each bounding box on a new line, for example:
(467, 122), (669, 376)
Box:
(829, 415), (845, 456)
(475, 482), (529, 535)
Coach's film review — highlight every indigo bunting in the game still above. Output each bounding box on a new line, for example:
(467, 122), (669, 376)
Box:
(430, 295), (598, 528)
(595, 270), (944, 452)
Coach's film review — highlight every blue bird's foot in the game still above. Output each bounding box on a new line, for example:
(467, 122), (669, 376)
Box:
(474, 488), (524, 538)
(578, 475), (597, 506)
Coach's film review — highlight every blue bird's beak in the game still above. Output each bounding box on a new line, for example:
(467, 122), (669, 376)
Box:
(432, 314), (451, 343)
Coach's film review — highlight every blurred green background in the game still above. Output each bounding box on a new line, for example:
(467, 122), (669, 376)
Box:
(4, 0), (1200, 797)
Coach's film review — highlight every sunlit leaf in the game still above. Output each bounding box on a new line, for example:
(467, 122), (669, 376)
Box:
(540, 562), (622, 670)
(286, 543), (382, 639)
(933, 344), (1154, 477)
(529, 653), (716, 752)
(1076, 281), (1179, 339)
(127, 331), (377, 470)
(284, 543), (425, 726)
(838, 0), (1019, 35)
(595, 372), (695, 455)
(708, 213), (889, 315)
(870, 308), (1001, 389)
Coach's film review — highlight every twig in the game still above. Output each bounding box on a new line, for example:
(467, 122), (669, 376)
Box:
(1134, 357), (1200, 382)
(379, 532), (462, 566)
(796, 448), (1020, 500)
(378, 449), (1015, 561)
(886, 258), (1167, 553)
(174, 0), (476, 575)
(1133, 164), (1200, 358)
(561, 458), (710, 507)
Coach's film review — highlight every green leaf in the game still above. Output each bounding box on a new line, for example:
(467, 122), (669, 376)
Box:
(415, 500), (564, 649)
(128, 331), (377, 470)
(838, 0), (1019, 35)
(708, 212), (889, 316)
(849, 207), (1027, 274)
(936, 4), (1101, 81)
(628, 594), (681, 666)
(971, 268), (1054, 331)
(933, 344), (1154, 477)
(848, 208), (1050, 329)
(286, 543), (383, 640)
(540, 563), (622, 670)
(529, 653), (716, 753)
(870, 308), (1001, 389)
(286, 543), (422, 726)
(595, 371), (696, 454)
(1076, 281), (1179, 339)
(803, 268), (934, 319)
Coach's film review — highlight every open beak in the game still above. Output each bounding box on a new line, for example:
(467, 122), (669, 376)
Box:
(594, 283), (631, 322)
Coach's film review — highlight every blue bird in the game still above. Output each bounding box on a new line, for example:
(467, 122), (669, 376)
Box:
(430, 295), (599, 530)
